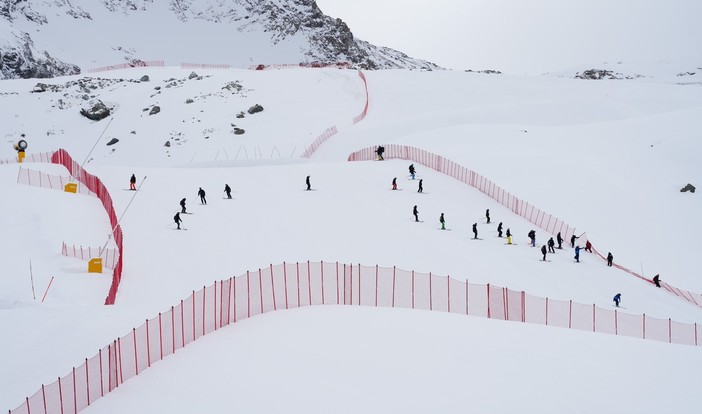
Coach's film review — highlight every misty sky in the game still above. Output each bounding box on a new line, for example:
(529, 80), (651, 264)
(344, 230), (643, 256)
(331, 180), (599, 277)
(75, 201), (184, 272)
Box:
(315, 0), (702, 74)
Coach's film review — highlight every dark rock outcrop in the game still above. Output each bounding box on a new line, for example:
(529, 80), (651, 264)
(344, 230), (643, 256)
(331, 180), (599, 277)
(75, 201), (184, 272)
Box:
(80, 100), (111, 121)
(680, 183), (696, 193)
(247, 104), (264, 115)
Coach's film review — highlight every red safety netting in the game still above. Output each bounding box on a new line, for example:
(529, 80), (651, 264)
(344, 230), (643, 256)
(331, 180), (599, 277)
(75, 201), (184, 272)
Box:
(16, 167), (93, 195)
(352, 71), (369, 124)
(10, 261), (699, 414)
(85, 60), (165, 74)
(347, 144), (702, 309)
(180, 63), (231, 70)
(61, 242), (119, 269)
(301, 126), (338, 158)
(51, 149), (124, 305)
(0, 151), (53, 165)
(251, 62), (351, 71)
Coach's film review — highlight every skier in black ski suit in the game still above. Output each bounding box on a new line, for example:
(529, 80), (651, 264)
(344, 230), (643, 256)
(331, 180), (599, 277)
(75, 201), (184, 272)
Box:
(472, 223), (478, 239)
(497, 222), (503, 237)
(652, 274), (661, 288)
(607, 252), (614, 267)
(528, 230), (536, 247)
(541, 245), (547, 261)
(548, 237), (555, 253)
(485, 209), (490, 224)
(557, 232), (564, 249)
(376, 145), (385, 161)
(570, 234), (579, 248)
(224, 184), (232, 199)
(418, 179), (423, 193)
(413, 205), (419, 222)
(180, 198), (187, 214)
(440, 213), (446, 230)
(129, 174), (137, 191)
(174, 212), (182, 229)
(409, 164), (416, 180)
(306, 175), (311, 191)
(613, 293), (622, 307)
(198, 187), (207, 204)
(392, 177), (397, 190)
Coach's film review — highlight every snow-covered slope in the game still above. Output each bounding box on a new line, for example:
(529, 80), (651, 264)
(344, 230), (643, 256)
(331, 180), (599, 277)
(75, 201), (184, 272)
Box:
(1, 64), (701, 412)
(0, 0), (438, 79)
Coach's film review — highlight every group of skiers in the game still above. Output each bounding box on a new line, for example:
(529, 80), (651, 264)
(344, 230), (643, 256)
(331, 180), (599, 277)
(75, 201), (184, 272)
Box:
(171, 184), (233, 230)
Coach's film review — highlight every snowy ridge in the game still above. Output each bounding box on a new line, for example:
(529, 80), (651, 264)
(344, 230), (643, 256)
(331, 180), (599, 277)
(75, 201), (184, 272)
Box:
(8, 261), (700, 414)
(0, 0), (439, 79)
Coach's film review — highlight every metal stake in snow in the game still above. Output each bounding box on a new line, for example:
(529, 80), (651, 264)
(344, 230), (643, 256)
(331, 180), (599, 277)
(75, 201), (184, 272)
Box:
(99, 176), (147, 257)
(29, 259), (36, 300)
(80, 117), (113, 169)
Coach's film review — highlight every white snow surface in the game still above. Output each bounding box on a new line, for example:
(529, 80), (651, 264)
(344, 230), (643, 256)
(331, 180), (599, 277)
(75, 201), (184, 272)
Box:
(1, 65), (701, 412)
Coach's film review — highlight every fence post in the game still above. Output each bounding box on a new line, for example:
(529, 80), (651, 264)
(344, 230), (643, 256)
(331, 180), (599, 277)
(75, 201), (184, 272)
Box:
(545, 297), (549, 326)
(643, 313), (646, 340)
(335, 262), (339, 306)
(392, 266), (396, 308)
(569, 300), (572, 329)
(466, 282), (469, 315)
(284, 262), (290, 309)
(447, 276), (450, 313)
(429, 273), (433, 311)
(592, 304), (596, 332)
(246, 272), (251, 318)
(158, 313), (163, 360)
(192, 291), (196, 341)
(258, 269), (264, 314)
(487, 284), (491, 319)
(296, 263), (301, 307)
(85, 358), (90, 406)
(271, 264), (277, 310)
(307, 261), (312, 306)
(320, 261), (324, 305)
(669, 318), (672, 343)
(411, 271), (415, 309)
(146, 319), (151, 367)
(171, 307), (176, 353)
(133, 328), (138, 375)
(375, 265), (379, 307)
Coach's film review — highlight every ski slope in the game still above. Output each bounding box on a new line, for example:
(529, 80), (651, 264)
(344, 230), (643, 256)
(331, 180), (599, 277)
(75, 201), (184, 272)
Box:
(1, 64), (701, 413)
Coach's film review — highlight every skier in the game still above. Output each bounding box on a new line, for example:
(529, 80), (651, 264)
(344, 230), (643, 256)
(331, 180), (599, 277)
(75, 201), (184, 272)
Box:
(392, 177), (397, 190)
(409, 164), (416, 180)
(376, 145), (385, 161)
(506, 228), (512, 245)
(613, 293), (622, 307)
(418, 179), (423, 193)
(129, 174), (137, 191)
(570, 234), (579, 248)
(652, 274), (661, 288)
(413, 205), (419, 222)
(224, 184), (232, 199)
(472, 223), (478, 239)
(541, 245), (547, 261)
(574, 245), (582, 263)
(306, 175), (311, 191)
(485, 209), (490, 224)
(585, 240), (593, 253)
(174, 212), (182, 230)
(497, 222), (503, 238)
(528, 230), (536, 247)
(556, 232), (564, 249)
(607, 252), (613, 267)
(198, 187), (207, 204)
(180, 198), (187, 214)
(547, 237), (555, 253)
(440, 213), (446, 230)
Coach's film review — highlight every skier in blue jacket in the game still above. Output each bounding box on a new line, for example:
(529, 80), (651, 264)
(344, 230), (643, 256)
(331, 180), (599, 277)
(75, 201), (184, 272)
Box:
(574, 245), (582, 262)
(613, 293), (622, 307)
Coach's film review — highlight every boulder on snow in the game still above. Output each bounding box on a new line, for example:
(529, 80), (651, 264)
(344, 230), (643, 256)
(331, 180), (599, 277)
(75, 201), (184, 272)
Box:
(247, 104), (264, 115)
(164, 141), (171, 147)
(236, 111), (245, 118)
(149, 106), (161, 115)
(79, 100), (111, 121)
(32, 83), (49, 92)
(106, 138), (119, 146)
(680, 183), (696, 193)
(233, 128), (245, 135)
(140, 75), (150, 82)
(189, 71), (199, 79)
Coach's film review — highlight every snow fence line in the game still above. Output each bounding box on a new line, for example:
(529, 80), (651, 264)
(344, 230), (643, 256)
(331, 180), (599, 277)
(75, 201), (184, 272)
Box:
(85, 60), (165, 74)
(301, 70), (369, 158)
(45, 149), (124, 305)
(17, 166), (93, 196)
(0, 151), (53, 165)
(62, 242), (119, 270)
(347, 144), (702, 309)
(8, 261), (701, 414)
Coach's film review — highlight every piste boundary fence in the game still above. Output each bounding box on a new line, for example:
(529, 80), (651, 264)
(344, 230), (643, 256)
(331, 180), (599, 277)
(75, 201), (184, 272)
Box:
(301, 70), (368, 158)
(61, 242), (119, 270)
(347, 144), (702, 310)
(50, 149), (124, 305)
(8, 261), (700, 414)
(17, 167), (93, 196)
